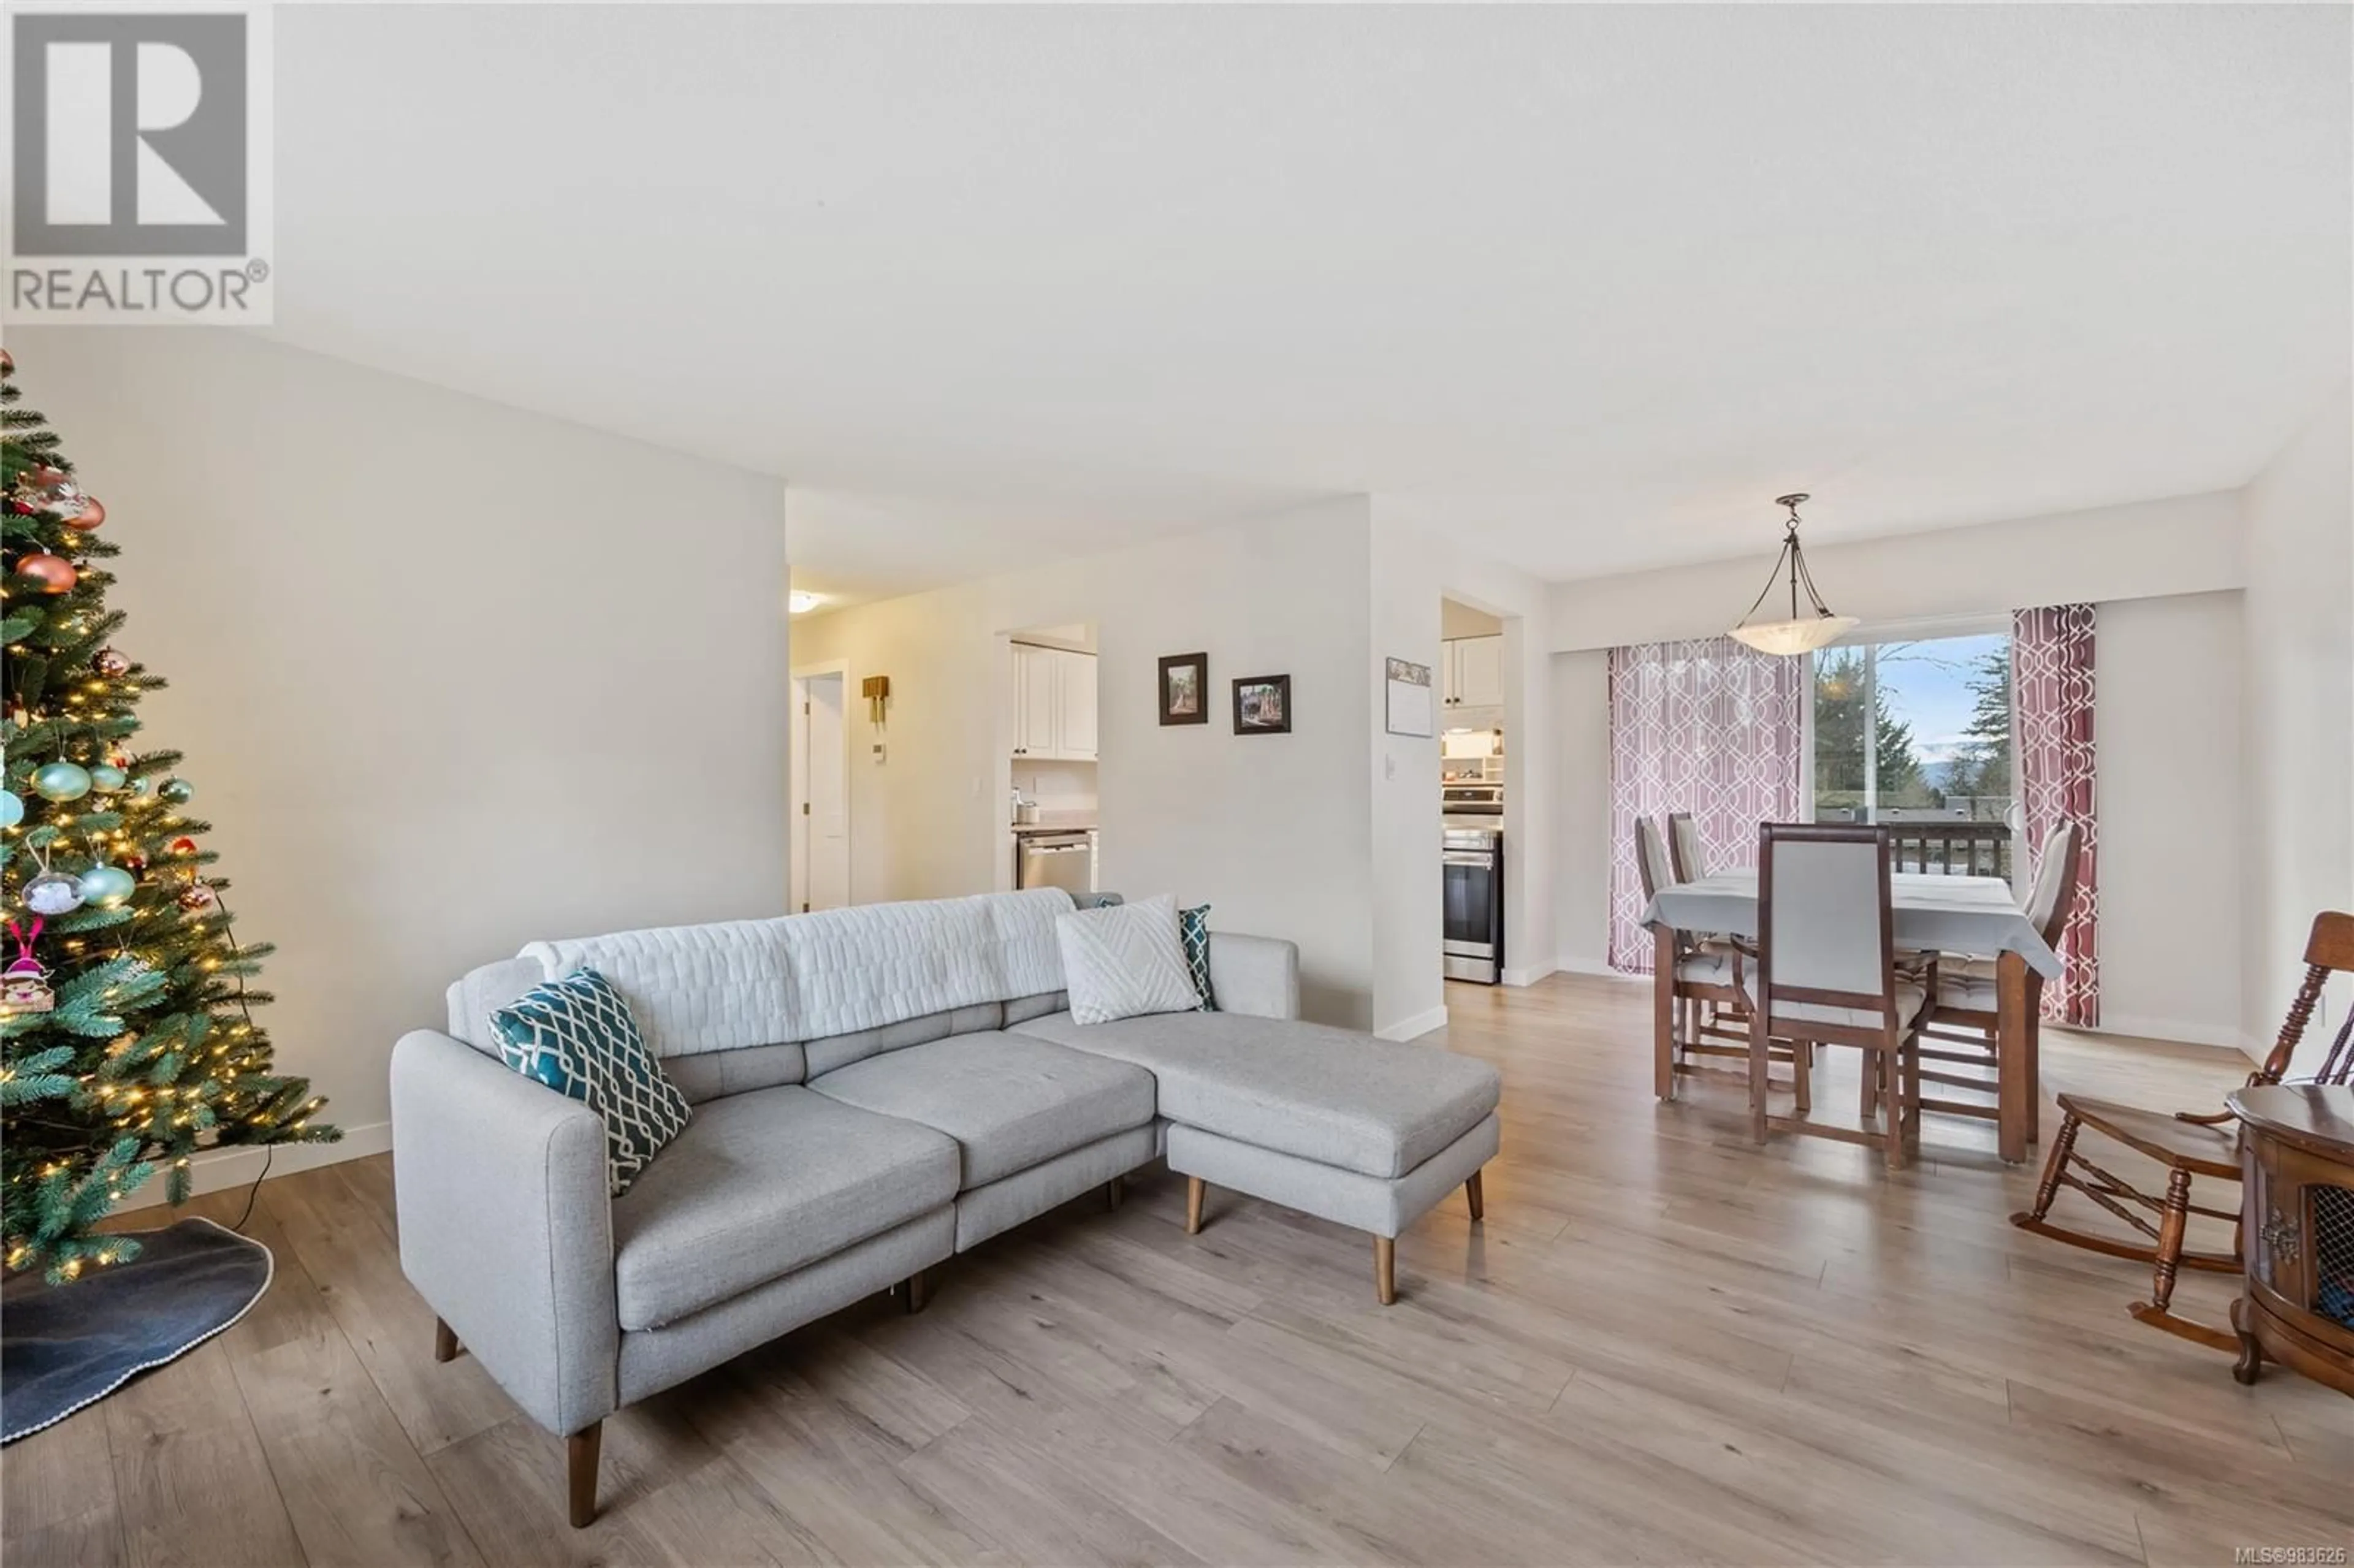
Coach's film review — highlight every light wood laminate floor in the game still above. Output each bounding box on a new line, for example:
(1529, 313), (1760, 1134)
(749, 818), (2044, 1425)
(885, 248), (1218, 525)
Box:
(7, 974), (2345, 1567)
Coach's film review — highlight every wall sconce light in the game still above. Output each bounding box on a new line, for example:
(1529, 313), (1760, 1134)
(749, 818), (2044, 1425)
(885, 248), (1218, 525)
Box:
(861, 674), (890, 728)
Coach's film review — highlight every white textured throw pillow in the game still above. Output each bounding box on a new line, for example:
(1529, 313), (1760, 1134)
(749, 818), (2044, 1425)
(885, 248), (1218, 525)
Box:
(1057, 894), (1203, 1026)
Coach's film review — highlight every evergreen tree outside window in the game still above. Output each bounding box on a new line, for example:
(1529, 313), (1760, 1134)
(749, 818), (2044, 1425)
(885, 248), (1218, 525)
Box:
(1810, 630), (2014, 831)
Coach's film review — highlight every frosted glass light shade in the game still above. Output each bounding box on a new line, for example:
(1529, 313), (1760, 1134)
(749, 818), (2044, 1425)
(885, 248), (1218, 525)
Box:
(1727, 614), (1859, 656)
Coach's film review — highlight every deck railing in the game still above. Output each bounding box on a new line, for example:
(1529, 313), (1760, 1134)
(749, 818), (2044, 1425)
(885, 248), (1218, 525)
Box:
(1883, 820), (2013, 880)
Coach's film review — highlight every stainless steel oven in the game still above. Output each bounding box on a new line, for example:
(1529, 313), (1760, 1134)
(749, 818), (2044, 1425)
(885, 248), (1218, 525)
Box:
(1442, 827), (1504, 984)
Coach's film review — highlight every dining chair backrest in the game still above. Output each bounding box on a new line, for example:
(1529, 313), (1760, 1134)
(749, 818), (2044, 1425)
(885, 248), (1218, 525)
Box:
(1756, 823), (1897, 1027)
(2024, 820), (2081, 947)
(1668, 812), (1707, 883)
(1634, 815), (1678, 902)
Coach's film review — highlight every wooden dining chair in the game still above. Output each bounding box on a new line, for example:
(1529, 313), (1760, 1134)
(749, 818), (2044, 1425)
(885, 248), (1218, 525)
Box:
(1639, 816), (1798, 1105)
(1750, 823), (1927, 1171)
(1663, 810), (1757, 1043)
(2011, 910), (2354, 1350)
(1908, 821), (2080, 1127)
(1667, 811), (1707, 883)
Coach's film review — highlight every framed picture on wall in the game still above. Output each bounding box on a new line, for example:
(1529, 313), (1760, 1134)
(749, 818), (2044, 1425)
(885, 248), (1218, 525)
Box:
(1232, 674), (1292, 735)
(1385, 657), (1433, 737)
(1158, 652), (1209, 725)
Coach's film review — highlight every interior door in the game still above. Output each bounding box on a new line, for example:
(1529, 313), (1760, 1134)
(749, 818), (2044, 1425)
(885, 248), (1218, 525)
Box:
(806, 672), (850, 910)
(1058, 650), (1099, 759)
(788, 677), (810, 913)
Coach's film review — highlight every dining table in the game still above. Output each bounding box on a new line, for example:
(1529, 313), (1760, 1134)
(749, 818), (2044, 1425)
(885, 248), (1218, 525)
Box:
(1642, 871), (2065, 1162)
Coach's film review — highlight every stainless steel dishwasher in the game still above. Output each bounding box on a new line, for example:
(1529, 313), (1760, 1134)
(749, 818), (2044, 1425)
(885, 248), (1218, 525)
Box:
(1015, 830), (1096, 896)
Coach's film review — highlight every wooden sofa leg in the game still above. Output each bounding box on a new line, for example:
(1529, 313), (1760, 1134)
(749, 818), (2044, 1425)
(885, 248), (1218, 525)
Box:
(1374, 1236), (1396, 1306)
(1465, 1170), (1485, 1222)
(566, 1422), (601, 1529)
(1184, 1176), (1205, 1235)
(432, 1317), (460, 1363)
(904, 1268), (932, 1314)
(1106, 1176), (1124, 1212)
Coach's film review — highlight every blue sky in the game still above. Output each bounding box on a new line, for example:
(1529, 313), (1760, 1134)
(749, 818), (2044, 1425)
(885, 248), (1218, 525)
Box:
(1865, 632), (2006, 764)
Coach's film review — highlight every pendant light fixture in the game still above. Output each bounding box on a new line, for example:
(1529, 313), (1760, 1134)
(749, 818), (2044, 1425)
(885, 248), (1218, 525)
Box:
(1727, 493), (1858, 656)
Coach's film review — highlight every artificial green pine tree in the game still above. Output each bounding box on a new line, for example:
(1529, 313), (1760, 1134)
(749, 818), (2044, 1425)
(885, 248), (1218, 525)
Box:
(1, 352), (335, 1282)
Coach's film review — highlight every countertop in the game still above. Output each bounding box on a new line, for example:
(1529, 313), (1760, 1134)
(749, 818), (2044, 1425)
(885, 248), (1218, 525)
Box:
(1011, 813), (1098, 835)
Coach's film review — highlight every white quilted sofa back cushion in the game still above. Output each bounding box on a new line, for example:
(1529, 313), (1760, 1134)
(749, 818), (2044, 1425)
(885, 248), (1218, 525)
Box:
(519, 887), (1076, 1058)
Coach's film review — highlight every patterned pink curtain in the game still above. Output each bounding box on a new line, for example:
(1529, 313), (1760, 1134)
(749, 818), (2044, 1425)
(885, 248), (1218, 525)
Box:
(1607, 637), (1805, 973)
(2014, 604), (2099, 1026)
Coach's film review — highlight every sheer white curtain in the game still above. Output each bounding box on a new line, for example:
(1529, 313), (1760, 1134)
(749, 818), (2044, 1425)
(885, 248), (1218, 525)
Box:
(1606, 637), (1805, 973)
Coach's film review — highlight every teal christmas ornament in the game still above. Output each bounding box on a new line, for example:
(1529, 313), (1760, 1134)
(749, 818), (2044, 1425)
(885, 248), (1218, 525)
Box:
(87, 764), (128, 792)
(132, 775), (161, 799)
(31, 761), (92, 802)
(0, 790), (21, 828)
(159, 778), (194, 805)
(78, 864), (136, 908)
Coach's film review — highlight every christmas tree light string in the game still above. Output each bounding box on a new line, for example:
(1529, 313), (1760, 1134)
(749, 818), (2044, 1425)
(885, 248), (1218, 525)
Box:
(2, 350), (337, 1282)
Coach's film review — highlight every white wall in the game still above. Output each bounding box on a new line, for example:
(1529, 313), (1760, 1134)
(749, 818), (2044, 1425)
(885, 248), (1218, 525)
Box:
(1369, 515), (1558, 1032)
(2239, 387), (2354, 1066)
(1548, 490), (2243, 652)
(790, 498), (1382, 1027)
(1539, 487), (2266, 1046)
(1551, 649), (1615, 976)
(2097, 592), (2246, 1046)
(16, 329), (791, 1193)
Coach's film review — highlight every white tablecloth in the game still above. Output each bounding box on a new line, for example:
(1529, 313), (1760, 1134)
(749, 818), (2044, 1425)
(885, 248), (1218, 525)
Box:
(1642, 872), (2063, 980)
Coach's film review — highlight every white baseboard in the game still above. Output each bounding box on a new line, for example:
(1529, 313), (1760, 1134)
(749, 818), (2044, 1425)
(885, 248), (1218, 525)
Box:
(1377, 1005), (1450, 1042)
(112, 1119), (393, 1213)
(2084, 1015), (2252, 1055)
(1499, 963), (1557, 988)
(1555, 954), (1645, 983)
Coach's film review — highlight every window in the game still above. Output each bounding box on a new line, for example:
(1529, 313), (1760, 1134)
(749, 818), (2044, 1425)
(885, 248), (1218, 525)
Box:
(1811, 629), (2014, 845)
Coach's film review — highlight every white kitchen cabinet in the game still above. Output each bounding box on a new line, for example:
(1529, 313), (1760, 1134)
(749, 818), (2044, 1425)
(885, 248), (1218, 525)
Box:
(1013, 644), (1058, 758)
(1057, 648), (1099, 759)
(1011, 644), (1098, 761)
(1443, 635), (1505, 709)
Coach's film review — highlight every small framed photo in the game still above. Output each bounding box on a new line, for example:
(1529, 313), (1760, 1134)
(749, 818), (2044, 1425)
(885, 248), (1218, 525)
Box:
(1232, 674), (1292, 736)
(1159, 652), (1209, 725)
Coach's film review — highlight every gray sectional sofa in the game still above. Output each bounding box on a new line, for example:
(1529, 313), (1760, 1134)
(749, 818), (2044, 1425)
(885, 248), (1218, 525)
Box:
(390, 888), (1499, 1524)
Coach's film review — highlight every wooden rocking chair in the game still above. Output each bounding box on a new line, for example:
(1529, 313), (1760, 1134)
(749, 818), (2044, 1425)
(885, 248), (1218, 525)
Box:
(2010, 910), (2354, 1350)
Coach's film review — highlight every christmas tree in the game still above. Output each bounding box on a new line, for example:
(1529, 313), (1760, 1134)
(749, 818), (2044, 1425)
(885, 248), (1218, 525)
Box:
(2, 352), (335, 1282)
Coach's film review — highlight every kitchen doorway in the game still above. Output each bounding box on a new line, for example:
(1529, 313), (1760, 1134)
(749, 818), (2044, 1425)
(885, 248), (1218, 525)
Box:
(790, 664), (850, 911)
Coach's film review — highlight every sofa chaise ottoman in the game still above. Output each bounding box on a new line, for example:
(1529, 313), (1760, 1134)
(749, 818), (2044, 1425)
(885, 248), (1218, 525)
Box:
(390, 888), (1498, 1523)
(1010, 1008), (1500, 1301)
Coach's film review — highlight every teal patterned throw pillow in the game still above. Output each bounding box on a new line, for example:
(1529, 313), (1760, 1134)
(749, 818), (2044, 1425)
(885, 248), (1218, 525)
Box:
(490, 967), (692, 1197)
(1179, 904), (1216, 1011)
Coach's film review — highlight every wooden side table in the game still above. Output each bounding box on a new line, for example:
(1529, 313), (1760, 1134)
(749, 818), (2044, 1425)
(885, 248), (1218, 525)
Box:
(2226, 1083), (2354, 1395)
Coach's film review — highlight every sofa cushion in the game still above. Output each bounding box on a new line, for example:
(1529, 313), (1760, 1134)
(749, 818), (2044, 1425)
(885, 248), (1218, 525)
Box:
(1010, 1011), (1499, 1179)
(490, 968), (694, 1198)
(1179, 904), (1217, 1010)
(807, 1032), (1156, 1188)
(1056, 894), (1202, 1025)
(609, 1085), (958, 1330)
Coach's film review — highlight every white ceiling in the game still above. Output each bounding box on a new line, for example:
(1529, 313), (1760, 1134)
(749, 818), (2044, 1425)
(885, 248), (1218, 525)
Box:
(267, 4), (2350, 606)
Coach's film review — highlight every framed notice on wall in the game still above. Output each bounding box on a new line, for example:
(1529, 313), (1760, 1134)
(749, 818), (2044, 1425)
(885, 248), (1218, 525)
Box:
(1385, 657), (1433, 737)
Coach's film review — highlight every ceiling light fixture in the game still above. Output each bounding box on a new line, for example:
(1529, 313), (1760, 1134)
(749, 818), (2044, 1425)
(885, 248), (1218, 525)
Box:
(1726, 493), (1857, 656)
(788, 590), (826, 615)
